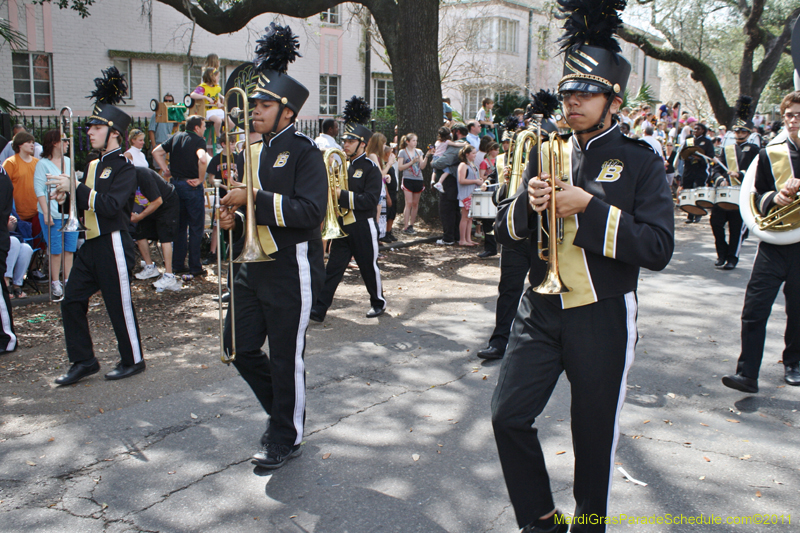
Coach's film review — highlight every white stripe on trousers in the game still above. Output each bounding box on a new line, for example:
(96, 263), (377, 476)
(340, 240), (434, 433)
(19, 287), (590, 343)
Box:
(292, 241), (312, 445)
(606, 291), (638, 510)
(111, 231), (143, 364)
(367, 218), (386, 307)
(0, 283), (16, 351)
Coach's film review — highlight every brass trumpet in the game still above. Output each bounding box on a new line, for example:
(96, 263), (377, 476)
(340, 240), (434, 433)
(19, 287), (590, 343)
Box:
(321, 148), (349, 240)
(534, 131), (571, 295)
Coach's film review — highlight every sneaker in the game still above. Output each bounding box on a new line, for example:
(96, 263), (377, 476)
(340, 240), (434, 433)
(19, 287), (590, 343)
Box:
(51, 280), (63, 298)
(135, 263), (160, 280)
(252, 442), (302, 469)
(436, 239), (455, 245)
(403, 226), (416, 235)
(152, 274), (172, 290)
(159, 275), (183, 292)
(433, 182), (445, 193)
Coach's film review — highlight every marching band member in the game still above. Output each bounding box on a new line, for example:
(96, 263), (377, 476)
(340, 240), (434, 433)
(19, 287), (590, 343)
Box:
(477, 91), (559, 361)
(722, 90), (800, 392)
(310, 96), (385, 322)
(218, 23), (327, 469)
(710, 96), (758, 270)
(679, 121), (715, 223)
(490, 1), (674, 531)
(50, 67), (144, 385)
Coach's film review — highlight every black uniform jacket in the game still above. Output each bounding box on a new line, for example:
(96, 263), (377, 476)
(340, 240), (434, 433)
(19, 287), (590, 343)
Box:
(247, 125), (327, 255)
(713, 142), (759, 187)
(495, 124), (674, 309)
(338, 152), (381, 225)
(682, 135), (715, 186)
(68, 148), (137, 240)
(753, 136), (800, 217)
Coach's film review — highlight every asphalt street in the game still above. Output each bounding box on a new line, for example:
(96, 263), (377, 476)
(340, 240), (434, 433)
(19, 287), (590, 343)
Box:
(1, 215), (798, 532)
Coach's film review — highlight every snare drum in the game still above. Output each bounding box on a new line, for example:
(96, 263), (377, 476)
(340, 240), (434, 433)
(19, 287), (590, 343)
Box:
(679, 189), (707, 215)
(694, 187), (716, 209)
(715, 186), (740, 210)
(469, 190), (497, 219)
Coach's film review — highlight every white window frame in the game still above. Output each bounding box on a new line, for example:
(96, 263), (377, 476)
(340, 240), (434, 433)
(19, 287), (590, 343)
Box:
(11, 51), (54, 109)
(373, 78), (394, 110)
(320, 6), (340, 25)
(464, 88), (493, 122)
(467, 18), (519, 54)
(537, 26), (550, 60)
(112, 58), (132, 99)
(319, 75), (340, 116)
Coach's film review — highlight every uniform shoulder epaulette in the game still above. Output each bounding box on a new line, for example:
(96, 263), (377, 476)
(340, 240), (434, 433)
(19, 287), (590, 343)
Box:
(294, 130), (316, 145)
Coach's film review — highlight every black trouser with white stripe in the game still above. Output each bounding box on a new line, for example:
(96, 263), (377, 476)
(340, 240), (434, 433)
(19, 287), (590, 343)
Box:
(492, 289), (638, 532)
(710, 206), (745, 265)
(314, 218), (385, 314)
(736, 241), (800, 379)
(0, 278), (17, 352)
(224, 240), (324, 447)
(487, 243), (530, 351)
(62, 231), (143, 366)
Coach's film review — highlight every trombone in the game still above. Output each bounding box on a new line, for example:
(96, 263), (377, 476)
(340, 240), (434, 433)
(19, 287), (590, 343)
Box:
(218, 87), (272, 365)
(533, 130), (571, 295)
(321, 148), (349, 240)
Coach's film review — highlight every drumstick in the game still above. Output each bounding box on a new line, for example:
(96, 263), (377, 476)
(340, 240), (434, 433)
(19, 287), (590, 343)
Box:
(695, 152), (729, 172)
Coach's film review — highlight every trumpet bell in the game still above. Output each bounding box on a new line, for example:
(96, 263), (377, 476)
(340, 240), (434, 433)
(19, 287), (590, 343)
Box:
(533, 267), (571, 294)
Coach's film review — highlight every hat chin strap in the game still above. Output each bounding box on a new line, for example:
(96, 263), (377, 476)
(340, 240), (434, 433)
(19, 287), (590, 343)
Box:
(265, 103), (287, 139)
(572, 93), (615, 136)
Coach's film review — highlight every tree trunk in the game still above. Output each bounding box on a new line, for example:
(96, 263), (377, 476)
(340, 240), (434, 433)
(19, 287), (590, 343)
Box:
(371, 0), (442, 223)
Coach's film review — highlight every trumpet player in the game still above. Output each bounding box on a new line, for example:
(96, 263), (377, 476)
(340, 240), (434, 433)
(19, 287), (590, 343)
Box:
(50, 67), (144, 386)
(490, 1), (674, 531)
(217, 24), (327, 470)
(723, 91), (800, 393)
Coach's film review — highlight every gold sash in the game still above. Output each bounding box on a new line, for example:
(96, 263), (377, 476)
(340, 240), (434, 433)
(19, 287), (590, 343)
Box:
(247, 143), (279, 255)
(724, 145), (740, 184)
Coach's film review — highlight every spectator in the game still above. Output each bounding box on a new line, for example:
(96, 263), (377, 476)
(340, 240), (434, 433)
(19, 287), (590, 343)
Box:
(679, 116), (696, 145)
(2, 132), (41, 240)
(664, 141), (677, 190)
(124, 129), (149, 168)
(34, 130), (78, 298)
(5, 206), (33, 299)
(205, 53), (220, 71)
(379, 144), (398, 243)
(620, 122), (631, 137)
(466, 120), (481, 149)
(431, 126), (467, 192)
(477, 141), (500, 258)
(443, 97), (454, 126)
(0, 125), (42, 163)
(397, 132), (431, 235)
(315, 118), (341, 151)
(132, 167), (181, 292)
(191, 67), (226, 142)
(476, 97), (496, 139)
(205, 135), (238, 260)
(620, 107), (632, 126)
(148, 94), (176, 151)
(456, 145), (482, 247)
(642, 123), (663, 158)
(436, 124), (468, 245)
(152, 115), (209, 277)
(0, 165), (17, 353)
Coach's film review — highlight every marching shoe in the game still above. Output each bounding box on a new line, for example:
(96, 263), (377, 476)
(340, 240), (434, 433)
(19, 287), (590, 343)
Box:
(252, 442), (302, 469)
(212, 292), (231, 303)
(104, 361), (146, 381)
(521, 512), (569, 533)
(478, 251), (497, 259)
(723, 261), (737, 270)
(309, 308), (325, 323)
(366, 306), (385, 318)
(55, 359), (100, 386)
(477, 345), (504, 360)
(785, 363), (800, 386)
(721, 372), (758, 393)
(714, 258), (726, 267)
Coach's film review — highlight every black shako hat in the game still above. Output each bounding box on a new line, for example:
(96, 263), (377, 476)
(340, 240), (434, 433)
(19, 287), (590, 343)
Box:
(249, 22), (308, 114)
(556, 0), (631, 97)
(86, 66), (131, 134)
(733, 96), (755, 132)
(341, 96), (372, 143)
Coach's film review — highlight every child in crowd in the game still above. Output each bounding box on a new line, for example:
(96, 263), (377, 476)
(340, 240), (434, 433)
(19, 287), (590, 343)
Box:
(476, 97), (495, 138)
(124, 129), (149, 168)
(431, 126), (467, 193)
(191, 67), (226, 140)
(397, 133), (433, 235)
(456, 145), (482, 247)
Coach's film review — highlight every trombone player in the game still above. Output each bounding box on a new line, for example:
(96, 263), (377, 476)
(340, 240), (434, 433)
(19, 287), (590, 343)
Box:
(490, 1), (674, 531)
(722, 90), (800, 392)
(217, 23), (327, 470)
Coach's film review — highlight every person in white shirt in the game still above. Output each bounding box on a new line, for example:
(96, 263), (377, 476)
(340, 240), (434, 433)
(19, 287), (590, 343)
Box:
(124, 129), (149, 168)
(315, 118), (342, 151)
(642, 123), (663, 158)
(466, 120), (481, 150)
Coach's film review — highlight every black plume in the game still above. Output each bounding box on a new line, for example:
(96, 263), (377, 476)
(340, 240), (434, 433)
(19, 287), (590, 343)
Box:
(254, 22), (301, 74)
(87, 66), (127, 105)
(504, 115), (519, 134)
(556, 0), (626, 53)
(343, 96), (371, 125)
(528, 89), (561, 119)
(735, 95), (753, 121)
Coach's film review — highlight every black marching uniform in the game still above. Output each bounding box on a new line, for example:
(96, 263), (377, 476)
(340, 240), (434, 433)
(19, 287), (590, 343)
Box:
(312, 152), (385, 318)
(492, 124), (674, 531)
(0, 166), (17, 354)
(729, 136), (800, 384)
(710, 142), (758, 268)
(61, 148), (143, 368)
(224, 124), (327, 449)
(680, 134), (715, 222)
